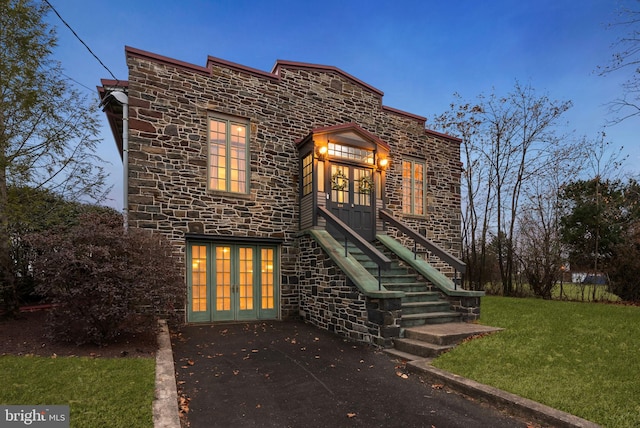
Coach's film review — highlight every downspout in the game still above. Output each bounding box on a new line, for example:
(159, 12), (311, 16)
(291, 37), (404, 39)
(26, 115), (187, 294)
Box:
(109, 91), (129, 230)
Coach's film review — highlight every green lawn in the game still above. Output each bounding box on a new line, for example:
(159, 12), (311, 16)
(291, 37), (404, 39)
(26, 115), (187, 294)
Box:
(0, 356), (155, 428)
(554, 282), (621, 302)
(432, 296), (640, 428)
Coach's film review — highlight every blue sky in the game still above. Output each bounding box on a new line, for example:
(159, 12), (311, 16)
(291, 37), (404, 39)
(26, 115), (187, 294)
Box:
(45, 0), (638, 210)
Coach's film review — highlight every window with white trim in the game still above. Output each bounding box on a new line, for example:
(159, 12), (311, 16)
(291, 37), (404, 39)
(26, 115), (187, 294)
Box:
(402, 159), (426, 216)
(208, 116), (249, 193)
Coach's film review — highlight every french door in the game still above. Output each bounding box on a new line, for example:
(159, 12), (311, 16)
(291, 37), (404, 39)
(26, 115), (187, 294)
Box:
(327, 162), (375, 241)
(187, 242), (278, 322)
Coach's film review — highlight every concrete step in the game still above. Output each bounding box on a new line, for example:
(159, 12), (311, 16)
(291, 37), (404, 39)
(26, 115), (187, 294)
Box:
(393, 338), (453, 358)
(390, 322), (504, 362)
(404, 323), (504, 346)
(383, 347), (430, 363)
(401, 311), (462, 327)
(383, 283), (432, 293)
(402, 301), (451, 315)
(402, 291), (441, 302)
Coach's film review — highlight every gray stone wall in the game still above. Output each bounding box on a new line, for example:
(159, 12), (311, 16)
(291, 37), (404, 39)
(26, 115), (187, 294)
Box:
(297, 234), (402, 347)
(123, 48), (462, 325)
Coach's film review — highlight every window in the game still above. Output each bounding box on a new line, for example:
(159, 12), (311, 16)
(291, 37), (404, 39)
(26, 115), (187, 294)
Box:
(331, 164), (349, 204)
(402, 159), (426, 215)
(328, 142), (374, 164)
(302, 153), (313, 196)
(209, 117), (249, 193)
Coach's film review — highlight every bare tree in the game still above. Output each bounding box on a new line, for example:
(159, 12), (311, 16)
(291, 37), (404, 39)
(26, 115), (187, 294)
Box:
(435, 83), (572, 295)
(599, 1), (640, 124)
(517, 144), (582, 299)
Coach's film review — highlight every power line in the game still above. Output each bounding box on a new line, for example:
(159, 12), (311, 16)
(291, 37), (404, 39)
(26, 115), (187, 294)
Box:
(44, 0), (120, 85)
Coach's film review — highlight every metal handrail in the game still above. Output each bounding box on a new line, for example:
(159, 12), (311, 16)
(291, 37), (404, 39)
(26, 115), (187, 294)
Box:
(379, 209), (466, 289)
(317, 206), (391, 289)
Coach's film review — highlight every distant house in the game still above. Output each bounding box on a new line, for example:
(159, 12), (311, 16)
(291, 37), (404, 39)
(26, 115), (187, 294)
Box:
(99, 46), (482, 346)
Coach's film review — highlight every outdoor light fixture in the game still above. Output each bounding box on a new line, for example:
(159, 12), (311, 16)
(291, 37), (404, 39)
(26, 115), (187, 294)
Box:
(317, 145), (328, 159)
(378, 157), (389, 170)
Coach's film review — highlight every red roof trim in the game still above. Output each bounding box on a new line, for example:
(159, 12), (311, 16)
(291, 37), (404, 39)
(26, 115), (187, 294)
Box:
(99, 79), (128, 88)
(273, 60), (384, 97)
(382, 105), (427, 123)
(207, 56), (279, 81)
(125, 46), (210, 75)
(298, 122), (391, 151)
(424, 128), (462, 143)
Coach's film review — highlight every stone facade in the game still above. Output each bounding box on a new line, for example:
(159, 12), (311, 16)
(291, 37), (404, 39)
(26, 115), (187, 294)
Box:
(101, 46), (463, 342)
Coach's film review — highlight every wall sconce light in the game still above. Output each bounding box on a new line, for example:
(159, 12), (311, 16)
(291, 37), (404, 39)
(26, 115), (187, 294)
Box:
(317, 145), (328, 159)
(378, 157), (389, 170)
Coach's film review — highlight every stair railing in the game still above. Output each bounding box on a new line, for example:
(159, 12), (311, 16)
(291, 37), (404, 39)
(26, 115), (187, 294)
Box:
(379, 209), (466, 290)
(318, 206), (391, 289)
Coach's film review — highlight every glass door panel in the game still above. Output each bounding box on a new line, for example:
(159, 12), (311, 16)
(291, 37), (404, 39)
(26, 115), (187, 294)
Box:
(214, 246), (233, 320)
(260, 248), (275, 312)
(187, 242), (278, 322)
(237, 247), (257, 320)
(188, 245), (210, 322)
(330, 164), (350, 204)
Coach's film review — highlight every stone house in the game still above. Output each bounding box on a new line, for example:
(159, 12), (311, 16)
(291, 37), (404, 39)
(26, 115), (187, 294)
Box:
(99, 46), (482, 346)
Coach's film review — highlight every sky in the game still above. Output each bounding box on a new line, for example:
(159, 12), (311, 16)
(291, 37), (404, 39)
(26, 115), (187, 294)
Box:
(43, 0), (639, 210)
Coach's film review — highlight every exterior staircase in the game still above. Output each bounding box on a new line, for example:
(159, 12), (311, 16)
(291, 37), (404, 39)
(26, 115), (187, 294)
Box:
(347, 242), (502, 360)
(385, 323), (503, 361)
(346, 243), (461, 328)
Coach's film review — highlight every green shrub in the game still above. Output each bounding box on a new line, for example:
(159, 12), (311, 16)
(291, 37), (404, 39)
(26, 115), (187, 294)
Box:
(28, 211), (183, 345)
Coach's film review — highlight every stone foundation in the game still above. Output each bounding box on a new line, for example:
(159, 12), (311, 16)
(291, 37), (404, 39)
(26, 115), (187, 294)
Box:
(297, 234), (402, 347)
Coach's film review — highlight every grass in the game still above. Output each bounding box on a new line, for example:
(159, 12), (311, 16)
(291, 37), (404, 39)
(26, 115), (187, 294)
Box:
(0, 356), (155, 428)
(432, 296), (640, 427)
(553, 282), (621, 302)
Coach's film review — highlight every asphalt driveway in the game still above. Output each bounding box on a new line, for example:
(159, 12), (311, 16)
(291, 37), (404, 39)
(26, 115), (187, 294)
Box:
(171, 320), (530, 428)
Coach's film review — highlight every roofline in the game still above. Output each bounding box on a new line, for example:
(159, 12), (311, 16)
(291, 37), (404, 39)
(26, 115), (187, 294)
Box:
(111, 47), (462, 144)
(424, 128), (462, 143)
(207, 55), (279, 81)
(301, 122), (391, 151)
(272, 60), (384, 97)
(382, 105), (426, 123)
(125, 46), (210, 75)
(96, 80), (130, 160)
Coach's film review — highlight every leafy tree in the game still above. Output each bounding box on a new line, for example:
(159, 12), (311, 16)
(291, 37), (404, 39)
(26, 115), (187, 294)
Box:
(0, 0), (108, 314)
(559, 179), (626, 272)
(28, 210), (184, 345)
(607, 180), (640, 301)
(560, 178), (640, 301)
(9, 186), (113, 305)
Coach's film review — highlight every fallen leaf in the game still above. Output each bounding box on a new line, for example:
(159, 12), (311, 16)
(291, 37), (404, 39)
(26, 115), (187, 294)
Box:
(179, 396), (190, 414)
(396, 371), (409, 379)
(187, 360), (195, 366)
(233, 370), (240, 375)
(431, 384), (444, 390)
(256, 404), (261, 409)
(347, 413), (357, 418)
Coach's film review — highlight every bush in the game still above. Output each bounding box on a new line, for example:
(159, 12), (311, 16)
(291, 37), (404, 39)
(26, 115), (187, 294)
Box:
(28, 211), (183, 345)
